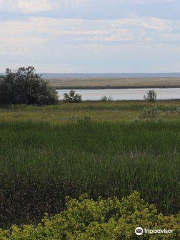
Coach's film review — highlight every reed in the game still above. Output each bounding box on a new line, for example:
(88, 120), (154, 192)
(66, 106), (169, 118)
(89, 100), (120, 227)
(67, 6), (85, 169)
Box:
(0, 120), (180, 227)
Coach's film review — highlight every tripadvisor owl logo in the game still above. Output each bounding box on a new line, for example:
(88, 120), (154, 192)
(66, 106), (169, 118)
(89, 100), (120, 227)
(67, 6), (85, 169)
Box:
(135, 227), (143, 235)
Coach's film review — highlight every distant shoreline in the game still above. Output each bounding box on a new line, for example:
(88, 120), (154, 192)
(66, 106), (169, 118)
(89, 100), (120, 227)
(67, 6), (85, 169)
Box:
(55, 85), (180, 90)
(46, 77), (180, 90)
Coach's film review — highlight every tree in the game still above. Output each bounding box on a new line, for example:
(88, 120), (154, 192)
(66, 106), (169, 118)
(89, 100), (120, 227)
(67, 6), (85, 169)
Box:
(144, 90), (157, 102)
(63, 90), (82, 103)
(0, 67), (58, 105)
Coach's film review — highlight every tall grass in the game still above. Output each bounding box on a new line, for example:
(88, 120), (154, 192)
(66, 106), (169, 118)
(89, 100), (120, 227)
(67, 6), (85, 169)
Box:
(0, 120), (180, 227)
(1, 101), (180, 124)
(0, 100), (180, 112)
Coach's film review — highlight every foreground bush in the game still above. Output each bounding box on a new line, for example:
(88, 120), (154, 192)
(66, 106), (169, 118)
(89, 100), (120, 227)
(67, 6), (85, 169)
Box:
(0, 67), (58, 105)
(0, 192), (179, 240)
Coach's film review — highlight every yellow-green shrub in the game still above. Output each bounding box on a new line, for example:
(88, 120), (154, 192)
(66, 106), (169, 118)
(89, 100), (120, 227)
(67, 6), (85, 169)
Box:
(0, 192), (179, 240)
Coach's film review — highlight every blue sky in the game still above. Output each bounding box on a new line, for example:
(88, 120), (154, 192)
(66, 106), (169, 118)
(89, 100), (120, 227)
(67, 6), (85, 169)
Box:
(0, 0), (180, 73)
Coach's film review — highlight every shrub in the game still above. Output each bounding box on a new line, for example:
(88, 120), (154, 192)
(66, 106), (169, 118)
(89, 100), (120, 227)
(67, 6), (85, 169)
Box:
(77, 115), (92, 123)
(0, 192), (179, 239)
(144, 90), (157, 102)
(101, 95), (113, 102)
(63, 90), (82, 103)
(0, 67), (58, 105)
(140, 106), (159, 118)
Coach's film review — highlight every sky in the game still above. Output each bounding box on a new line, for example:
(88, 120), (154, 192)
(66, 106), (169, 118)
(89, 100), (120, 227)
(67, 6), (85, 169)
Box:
(0, 0), (180, 73)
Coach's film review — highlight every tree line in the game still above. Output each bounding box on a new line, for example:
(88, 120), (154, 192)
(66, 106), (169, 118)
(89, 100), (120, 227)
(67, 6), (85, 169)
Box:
(0, 66), (157, 105)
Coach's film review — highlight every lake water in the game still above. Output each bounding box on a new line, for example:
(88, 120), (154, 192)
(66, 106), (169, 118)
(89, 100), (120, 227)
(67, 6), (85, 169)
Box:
(58, 88), (180, 101)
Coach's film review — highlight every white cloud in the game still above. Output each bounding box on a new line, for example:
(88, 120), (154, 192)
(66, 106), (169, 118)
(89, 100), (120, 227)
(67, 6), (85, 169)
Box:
(0, 36), (46, 55)
(0, 0), (179, 73)
(0, 0), (53, 13)
(0, 0), (88, 12)
(18, 0), (53, 13)
(63, 0), (88, 8)
(0, 16), (179, 57)
(120, 0), (173, 3)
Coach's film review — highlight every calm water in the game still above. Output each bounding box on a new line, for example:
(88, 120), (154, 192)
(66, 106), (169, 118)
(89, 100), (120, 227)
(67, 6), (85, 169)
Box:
(58, 88), (180, 101)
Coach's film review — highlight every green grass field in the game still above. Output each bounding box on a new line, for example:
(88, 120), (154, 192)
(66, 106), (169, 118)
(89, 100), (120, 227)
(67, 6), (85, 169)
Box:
(1, 100), (180, 123)
(0, 101), (180, 228)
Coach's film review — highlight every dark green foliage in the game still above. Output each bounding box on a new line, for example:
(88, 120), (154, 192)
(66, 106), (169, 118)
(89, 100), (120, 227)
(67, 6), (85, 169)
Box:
(144, 90), (157, 102)
(100, 95), (113, 102)
(0, 120), (180, 228)
(1, 192), (180, 239)
(0, 67), (58, 105)
(63, 90), (82, 103)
